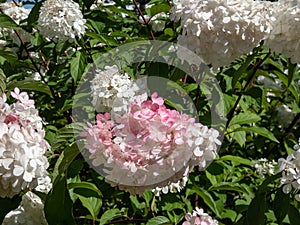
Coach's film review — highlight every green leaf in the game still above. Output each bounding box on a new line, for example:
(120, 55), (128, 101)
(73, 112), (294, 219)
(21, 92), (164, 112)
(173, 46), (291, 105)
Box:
(99, 209), (123, 225)
(0, 68), (6, 94)
(273, 188), (290, 224)
(220, 155), (252, 166)
(146, 4), (170, 17)
(191, 186), (221, 218)
(227, 124), (247, 147)
(85, 32), (118, 46)
(245, 193), (266, 225)
(27, 2), (42, 26)
(77, 196), (102, 220)
(164, 28), (174, 37)
(274, 70), (299, 103)
(70, 51), (86, 82)
(146, 216), (170, 225)
(287, 60), (296, 87)
(232, 54), (255, 89)
(68, 182), (102, 198)
(161, 202), (185, 211)
(257, 173), (281, 194)
(148, 61), (169, 78)
(106, 5), (138, 19)
(143, 190), (153, 207)
(0, 196), (22, 224)
(288, 204), (300, 225)
(44, 177), (75, 225)
(209, 182), (249, 194)
(229, 113), (261, 126)
(51, 123), (83, 150)
(233, 126), (279, 143)
(52, 142), (80, 185)
(6, 79), (52, 97)
(130, 196), (146, 211)
(0, 48), (18, 64)
(0, 14), (20, 29)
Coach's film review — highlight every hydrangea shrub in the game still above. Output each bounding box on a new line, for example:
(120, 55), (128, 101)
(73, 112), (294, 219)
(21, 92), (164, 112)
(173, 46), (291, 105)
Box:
(0, 0), (299, 225)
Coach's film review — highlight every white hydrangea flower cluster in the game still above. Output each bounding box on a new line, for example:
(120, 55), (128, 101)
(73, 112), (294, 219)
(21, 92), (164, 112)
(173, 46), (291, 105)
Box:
(278, 139), (300, 201)
(170, 0), (275, 69)
(38, 0), (86, 42)
(0, 2), (32, 45)
(253, 158), (277, 178)
(0, 88), (50, 198)
(183, 207), (219, 225)
(265, 0), (300, 64)
(2, 191), (48, 225)
(152, 171), (188, 196)
(90, 65), (144, 113)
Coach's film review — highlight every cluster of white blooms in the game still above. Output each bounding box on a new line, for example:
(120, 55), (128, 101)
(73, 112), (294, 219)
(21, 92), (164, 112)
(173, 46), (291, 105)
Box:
(265, 0), (300, 64)
(170, 0), (275, 69)
(38, 0), (86, 42)
(2, 191), (48, 225)
(0, 2), (32, 45)
(0, 88), (50, 198)
(152, 171), (188, 196)
(90, 65), (145, 113)
(253, 158), (277, 178)
(278, 138), (300, 201)
(183, 207), (219, 225)
(35, 176), (52, 193)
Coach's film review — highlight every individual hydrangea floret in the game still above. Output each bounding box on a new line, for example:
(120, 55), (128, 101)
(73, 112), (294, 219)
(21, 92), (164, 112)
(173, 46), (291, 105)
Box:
(278, 139), (300, 201)
(170, 0), (275, 69)
(90, 65), (144, 113)
(265, 0), (300, 64)
(0, 88), (50, 198)
(82, 92), (221, 195)
(183, 207), (219, 225)
(2, 191), (48, 225)
(38, 0), (86, 42)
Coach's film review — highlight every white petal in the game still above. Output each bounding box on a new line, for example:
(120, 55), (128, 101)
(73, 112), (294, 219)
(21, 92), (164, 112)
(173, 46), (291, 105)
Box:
(194, 147), (203, 157)
(13, 166), (25, 176)
(23, 171), (33, 182)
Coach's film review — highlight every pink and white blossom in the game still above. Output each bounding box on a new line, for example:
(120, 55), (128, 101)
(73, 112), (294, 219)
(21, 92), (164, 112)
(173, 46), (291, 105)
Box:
(183, 207), (219, 225)
(83, 92), (220, 195)
(0, 88), (50, 198)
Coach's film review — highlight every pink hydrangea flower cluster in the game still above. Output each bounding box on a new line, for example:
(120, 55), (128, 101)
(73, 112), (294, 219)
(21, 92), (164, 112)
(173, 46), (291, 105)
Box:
(183, 207), (219, 225)
(0, 88), (50, 198)
(83, 92), (221, 195)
